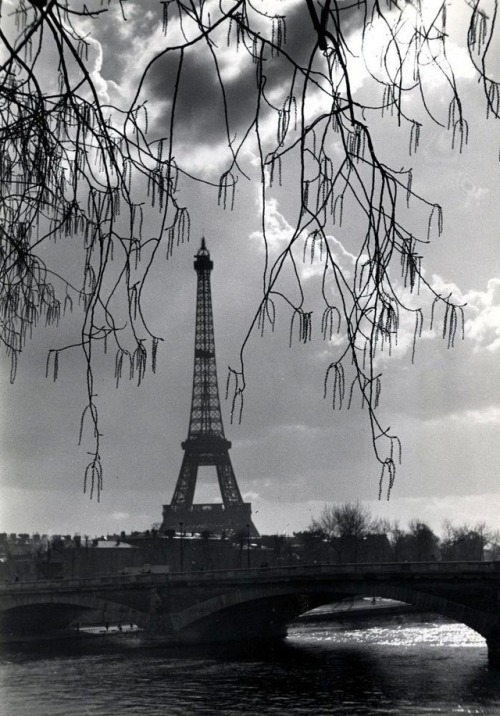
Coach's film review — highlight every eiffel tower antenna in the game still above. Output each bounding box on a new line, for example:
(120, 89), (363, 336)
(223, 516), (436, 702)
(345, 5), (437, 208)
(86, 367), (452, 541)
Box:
(161, 239), (259, 538)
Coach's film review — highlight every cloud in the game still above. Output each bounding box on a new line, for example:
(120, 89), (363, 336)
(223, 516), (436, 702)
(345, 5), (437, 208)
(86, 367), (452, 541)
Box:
(74, 0), (369, 176)
(246, 199), (500, 373)
(365, 493), (500, 536)
(111, 512), (130, 521)
(249, 196), (293, 252)
(242, 490), (261, 503)
(249, 196), (357, 274)
(451, 406), (500, 425)
(426, 405), (500, 427)
(464, 279), (500, 352)
(431, 276), (500, 353)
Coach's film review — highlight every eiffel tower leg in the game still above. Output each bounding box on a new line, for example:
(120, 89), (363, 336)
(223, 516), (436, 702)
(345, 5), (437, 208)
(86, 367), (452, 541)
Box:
(216, 456), (243, 506)
(171, 453), (198, 508)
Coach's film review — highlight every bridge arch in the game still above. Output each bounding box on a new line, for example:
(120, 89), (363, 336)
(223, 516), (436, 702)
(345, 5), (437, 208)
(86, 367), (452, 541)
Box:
(352, 582), (498, 641)
(165, 580), (499, 646)
(0, 592), (148, 635)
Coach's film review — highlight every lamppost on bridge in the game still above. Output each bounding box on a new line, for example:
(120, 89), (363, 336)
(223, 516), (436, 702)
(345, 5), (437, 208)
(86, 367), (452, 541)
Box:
(246, 523), (250, 569)
(179, 522), (184, 573)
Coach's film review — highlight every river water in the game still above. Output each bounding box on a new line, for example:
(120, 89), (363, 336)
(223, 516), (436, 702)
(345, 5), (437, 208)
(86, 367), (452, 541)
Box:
(1, 615), (500, 715)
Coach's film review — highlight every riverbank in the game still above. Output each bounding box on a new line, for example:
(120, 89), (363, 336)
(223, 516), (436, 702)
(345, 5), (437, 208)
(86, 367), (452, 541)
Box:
(296, 598), (418, 623)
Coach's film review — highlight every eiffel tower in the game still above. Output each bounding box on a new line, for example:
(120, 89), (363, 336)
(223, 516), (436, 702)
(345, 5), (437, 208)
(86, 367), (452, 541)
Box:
(161, 239), (259, 538)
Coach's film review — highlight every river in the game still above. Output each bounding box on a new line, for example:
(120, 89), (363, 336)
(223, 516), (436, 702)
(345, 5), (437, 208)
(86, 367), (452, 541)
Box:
(1, 615), (500, 715)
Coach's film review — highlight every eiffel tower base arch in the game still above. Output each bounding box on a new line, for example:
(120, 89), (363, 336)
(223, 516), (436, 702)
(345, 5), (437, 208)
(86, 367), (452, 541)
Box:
(161, 503), (259, 538)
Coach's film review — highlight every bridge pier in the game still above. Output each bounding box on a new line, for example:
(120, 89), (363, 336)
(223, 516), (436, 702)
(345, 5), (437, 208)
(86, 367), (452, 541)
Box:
(486, 634), (500, 665)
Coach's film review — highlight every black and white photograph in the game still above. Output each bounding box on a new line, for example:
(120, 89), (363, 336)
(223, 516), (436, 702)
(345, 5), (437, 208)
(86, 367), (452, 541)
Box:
(1, 0), (500, 713)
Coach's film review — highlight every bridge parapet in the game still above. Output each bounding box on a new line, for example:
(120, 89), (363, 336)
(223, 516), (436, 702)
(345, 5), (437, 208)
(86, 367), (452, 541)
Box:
(2, 560), (500, 595)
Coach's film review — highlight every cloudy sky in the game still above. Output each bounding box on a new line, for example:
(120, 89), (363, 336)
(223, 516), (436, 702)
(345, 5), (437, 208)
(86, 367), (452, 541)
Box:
(1, 0), (500, 538)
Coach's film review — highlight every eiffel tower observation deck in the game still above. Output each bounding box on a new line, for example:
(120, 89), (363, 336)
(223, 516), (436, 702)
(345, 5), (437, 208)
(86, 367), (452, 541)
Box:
(161, 239), (259, 538)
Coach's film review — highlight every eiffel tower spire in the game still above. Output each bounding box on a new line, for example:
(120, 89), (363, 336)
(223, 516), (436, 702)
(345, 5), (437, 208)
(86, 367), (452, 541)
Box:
(161, 240), (259, 538)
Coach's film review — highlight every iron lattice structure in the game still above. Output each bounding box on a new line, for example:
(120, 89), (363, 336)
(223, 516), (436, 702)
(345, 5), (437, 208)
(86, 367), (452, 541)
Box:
(161, 239), (259, 538)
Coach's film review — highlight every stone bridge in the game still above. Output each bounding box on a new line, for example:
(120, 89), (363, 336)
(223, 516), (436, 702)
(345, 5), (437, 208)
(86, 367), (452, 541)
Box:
(2, 562), (500, 659)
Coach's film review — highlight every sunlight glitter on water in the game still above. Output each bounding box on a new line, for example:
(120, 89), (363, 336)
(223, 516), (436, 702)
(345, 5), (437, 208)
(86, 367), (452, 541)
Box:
(373, 622), (486, 648)
(288, 619), (486, 649)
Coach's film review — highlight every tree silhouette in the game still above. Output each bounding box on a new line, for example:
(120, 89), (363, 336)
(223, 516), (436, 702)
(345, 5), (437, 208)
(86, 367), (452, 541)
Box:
(1, 0), (498, 498)
(407, 519), (440, 562)
(441, 520), (490, 561)
(311, 501), (374, 561)
(312, 501), (373, 539)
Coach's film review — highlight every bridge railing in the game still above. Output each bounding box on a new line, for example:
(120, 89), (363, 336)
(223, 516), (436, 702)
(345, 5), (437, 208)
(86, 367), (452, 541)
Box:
(1, 560), (500, 593)
(182, 560), (500, 580)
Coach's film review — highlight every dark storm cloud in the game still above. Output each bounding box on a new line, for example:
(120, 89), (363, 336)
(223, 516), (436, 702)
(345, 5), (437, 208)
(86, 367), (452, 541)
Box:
(143, 0), (365, 146)
(145, 46), (261, 146)
(83, 0), (371, 156)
